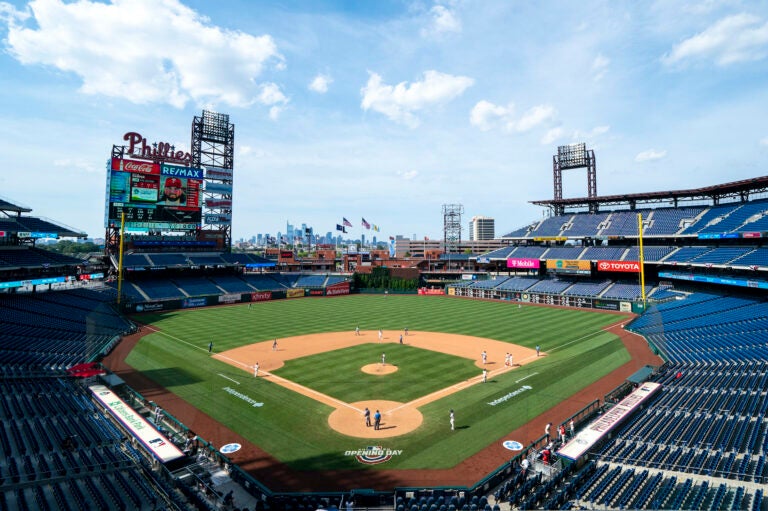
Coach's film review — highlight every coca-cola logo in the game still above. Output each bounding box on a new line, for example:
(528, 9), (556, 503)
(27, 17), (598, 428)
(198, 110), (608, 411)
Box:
(125, 161), (155, 173)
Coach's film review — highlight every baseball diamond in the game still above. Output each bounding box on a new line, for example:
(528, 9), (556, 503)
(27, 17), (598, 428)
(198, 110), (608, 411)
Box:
(103, 294), (661, 491)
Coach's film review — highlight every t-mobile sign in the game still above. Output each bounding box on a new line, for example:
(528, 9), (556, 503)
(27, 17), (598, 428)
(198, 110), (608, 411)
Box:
(507, 258), (540, 269)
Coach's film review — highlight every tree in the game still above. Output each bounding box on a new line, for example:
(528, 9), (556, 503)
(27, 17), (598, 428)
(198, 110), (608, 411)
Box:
(45, 240), (102, 255)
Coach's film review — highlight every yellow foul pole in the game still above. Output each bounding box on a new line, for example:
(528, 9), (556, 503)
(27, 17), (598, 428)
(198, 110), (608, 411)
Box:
(117, 212), (125, 304)
(637, 213), (646, 304)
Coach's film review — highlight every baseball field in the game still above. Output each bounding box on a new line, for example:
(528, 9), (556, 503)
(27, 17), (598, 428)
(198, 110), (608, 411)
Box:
(104, 294), (661, 490)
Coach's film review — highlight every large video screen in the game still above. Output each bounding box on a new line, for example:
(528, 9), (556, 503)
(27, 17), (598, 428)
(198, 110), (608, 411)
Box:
(105, 158), (203, 230)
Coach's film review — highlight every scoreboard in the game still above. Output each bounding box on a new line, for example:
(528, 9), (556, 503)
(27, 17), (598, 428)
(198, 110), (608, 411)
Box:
(105, 158), (203, 230)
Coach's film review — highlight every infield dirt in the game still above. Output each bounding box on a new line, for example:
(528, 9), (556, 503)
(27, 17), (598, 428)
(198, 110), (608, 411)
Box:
(214, 331), (538, 438)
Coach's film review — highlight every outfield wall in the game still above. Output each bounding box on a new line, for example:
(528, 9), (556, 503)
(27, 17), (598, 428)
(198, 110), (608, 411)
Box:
(121, 281), (351, 313)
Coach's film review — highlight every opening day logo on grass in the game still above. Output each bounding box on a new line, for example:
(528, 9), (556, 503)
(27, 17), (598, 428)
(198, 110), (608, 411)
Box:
(487, 385), (532, 406)
(345, 446), (403, 465)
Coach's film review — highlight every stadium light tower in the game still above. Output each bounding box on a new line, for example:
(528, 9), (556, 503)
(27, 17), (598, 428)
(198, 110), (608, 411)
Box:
(191, 111), (235, 250)
(553, 143), (597, 215)
(442, 204), (463, 260)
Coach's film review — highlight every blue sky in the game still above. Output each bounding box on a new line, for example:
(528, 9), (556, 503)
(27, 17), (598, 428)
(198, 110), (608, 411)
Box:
(1, 0), (768, 241)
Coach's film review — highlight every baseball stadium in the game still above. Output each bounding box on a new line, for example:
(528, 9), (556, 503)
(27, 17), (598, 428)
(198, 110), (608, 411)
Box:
(1, 112), (767, 511)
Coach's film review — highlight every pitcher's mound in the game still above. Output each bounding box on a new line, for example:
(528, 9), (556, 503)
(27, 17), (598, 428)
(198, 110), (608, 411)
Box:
(361, 363), (398, 375)
(329, 400), (423, 438)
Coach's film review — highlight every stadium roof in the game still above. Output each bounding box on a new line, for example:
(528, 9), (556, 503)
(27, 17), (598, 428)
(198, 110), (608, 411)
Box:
(531, 175), (768, 212)
(0, 196), (32, 213)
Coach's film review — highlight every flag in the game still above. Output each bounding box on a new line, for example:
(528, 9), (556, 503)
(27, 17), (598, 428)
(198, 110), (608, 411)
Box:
(373, 224), (380, 232)
(362, 218), (371, 229)
(424, 236), (429, 241)
(336, 224), (343, 231)
(389, 236), (394, 241)
(343, 217), (353, 228)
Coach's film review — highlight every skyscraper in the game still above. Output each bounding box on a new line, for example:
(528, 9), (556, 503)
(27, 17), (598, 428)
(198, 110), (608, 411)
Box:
(469, 216), (495, 241)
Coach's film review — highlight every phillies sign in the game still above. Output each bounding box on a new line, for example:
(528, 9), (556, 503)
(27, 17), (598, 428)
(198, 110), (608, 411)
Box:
(123, 131), (192, 164)
(597, 260), (640, 273)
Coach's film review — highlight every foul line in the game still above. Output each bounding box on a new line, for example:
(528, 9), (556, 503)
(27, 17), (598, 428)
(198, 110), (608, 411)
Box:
(143, 325), (358, 413)
(391, 322), (624, 414)
(218, 373), (241, 385)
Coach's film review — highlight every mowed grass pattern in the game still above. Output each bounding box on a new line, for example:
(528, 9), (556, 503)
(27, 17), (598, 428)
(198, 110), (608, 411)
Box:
(274, 343), (479, 403)
(128, 295), (631, 471)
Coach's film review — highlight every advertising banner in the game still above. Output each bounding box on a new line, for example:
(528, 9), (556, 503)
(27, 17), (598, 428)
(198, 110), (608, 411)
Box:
(182, 297), (207, 309)
(596, 260), (640, 273)
(546, 259), (591, 275)
(326, 282), (351, 296)
(594, 299), (620, 311)
(250, 291), (272, 302)
(218, 294), (241, 304)
(111, 158), (160, 175)
(418, 288), (445, 295)
(90, 385), (184, 463)
(160, 163), (204, 180)
(205, 199), (233, 208)
(286, 288), (305, 299)
(205, 168), (233, 179)
(205, 214), (232, 224)
(558, 382), (660, 461)
(205, 182), (233, 194)
(507, 258), (540, 269)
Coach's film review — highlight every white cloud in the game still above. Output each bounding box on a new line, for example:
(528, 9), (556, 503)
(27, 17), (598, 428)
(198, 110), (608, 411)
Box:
(635, 149), (667, 162)
(53, 157), (101, 174)
(421, 3), (461, 38)
(309, 73), (332, 93)
(663, 13), (768, 66)
(541, 125), (609, 146)
(269, 106), (284, 121)
(3, 0), (285, 108)
(592, 54), (609, 81)
(258, 83), (288, 105)
(470, 100), (555, 133)
(397, 170), (419, 180)
(512, 105), (556, 132)
(760, 136), (768, 146)
(541, 127), (564, 145)
(470, 100), (512, 131)
(0, 2), (29, 23)
(361, 70), (474, 128)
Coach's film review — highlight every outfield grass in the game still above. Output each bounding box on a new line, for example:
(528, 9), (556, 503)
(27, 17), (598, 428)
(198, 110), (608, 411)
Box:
(127, 295), (630, 471)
